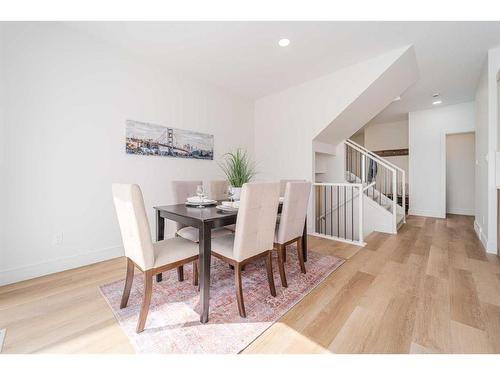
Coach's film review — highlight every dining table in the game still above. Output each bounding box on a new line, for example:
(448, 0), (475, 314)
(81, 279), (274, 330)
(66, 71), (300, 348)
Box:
(153, 201), (308, 323)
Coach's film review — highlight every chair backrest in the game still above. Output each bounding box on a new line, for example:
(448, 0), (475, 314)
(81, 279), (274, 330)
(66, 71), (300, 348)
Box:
(276, 181), (311, 244)
(205, 180), (229, 201)
(233, 182), (280, 262)
(279, 179), (306, 197)
(112, 184), (155, 271)
(172, 180), (202, 230)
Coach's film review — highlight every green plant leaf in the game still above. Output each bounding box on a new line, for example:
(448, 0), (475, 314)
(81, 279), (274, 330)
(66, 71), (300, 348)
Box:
(217, 148), (256, 187)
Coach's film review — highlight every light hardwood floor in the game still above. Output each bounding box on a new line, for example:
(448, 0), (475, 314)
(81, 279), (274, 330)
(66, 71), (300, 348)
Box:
(1, 215), (500, 353)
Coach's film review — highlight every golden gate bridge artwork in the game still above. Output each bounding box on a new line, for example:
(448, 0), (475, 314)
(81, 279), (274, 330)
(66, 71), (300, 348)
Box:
(125, 120), (214, 160)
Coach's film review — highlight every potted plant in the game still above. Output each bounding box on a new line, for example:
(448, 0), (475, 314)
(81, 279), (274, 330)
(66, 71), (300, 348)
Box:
(218, 148), (256, 200)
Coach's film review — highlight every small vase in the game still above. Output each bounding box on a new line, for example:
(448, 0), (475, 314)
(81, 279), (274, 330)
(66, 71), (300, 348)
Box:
(231, 187), (242, 201)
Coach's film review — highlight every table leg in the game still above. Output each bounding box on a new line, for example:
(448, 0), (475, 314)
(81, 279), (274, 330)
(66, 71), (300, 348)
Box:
(177, 266), (184, 281)
(302, 217), (308, 262)
(199, 222), (211, 323)
(155, 209), (165, 282)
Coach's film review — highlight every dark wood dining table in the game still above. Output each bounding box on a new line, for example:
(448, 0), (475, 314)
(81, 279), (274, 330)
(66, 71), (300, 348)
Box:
(153, 202), (308, 323)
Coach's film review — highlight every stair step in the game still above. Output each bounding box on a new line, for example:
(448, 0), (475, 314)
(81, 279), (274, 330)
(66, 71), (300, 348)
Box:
(346, 177), (407, 232)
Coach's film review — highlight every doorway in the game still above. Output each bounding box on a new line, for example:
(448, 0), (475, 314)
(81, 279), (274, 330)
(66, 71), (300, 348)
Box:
(445, 132), (475, 216)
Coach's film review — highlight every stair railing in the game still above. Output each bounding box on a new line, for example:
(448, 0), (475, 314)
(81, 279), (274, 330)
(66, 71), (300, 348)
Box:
(344, 140), (402, 233)
(345, 138), (406, 223)
(314, 182), (366, 246)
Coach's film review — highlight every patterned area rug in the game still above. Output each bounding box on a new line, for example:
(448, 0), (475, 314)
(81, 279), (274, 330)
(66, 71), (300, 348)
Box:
(100, 248), (344, 354)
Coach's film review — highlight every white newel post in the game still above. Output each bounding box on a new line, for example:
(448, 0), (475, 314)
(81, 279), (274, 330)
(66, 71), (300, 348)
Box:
(392, 171), (397, 233)
(402, 170), (406, 223)
(361, 154), (366, 184)
(358, 185), (364, 243)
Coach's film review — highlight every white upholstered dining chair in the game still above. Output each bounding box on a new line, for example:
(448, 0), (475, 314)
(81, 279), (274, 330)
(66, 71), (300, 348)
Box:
(112, 183), (199, 333)
(169, 180), (233, 282)
(172, 180), (202, 242)
(205, 179), (237, 232)
(172, 180), (232, 242)
(279, 179), (306, 197)
(205, 179), (229, 201)
(210, 182), (280, 318)
(274, 181), (311, 287)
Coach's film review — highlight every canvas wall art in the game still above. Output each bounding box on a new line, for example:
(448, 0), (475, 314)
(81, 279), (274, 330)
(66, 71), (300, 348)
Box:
(125, 120), (214, 160)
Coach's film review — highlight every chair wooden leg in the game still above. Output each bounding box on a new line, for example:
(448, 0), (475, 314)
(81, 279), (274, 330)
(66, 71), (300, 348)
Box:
(174, 234), (182, 283)
(235, 264), (246, 318)
(265, 251), (277, 297)
(136, 270), (153, 333)
(297, 238), (306, 274)
(276, 245), (288, 288)
(120, 258), (135, 309)
(193, 260), (199, 286)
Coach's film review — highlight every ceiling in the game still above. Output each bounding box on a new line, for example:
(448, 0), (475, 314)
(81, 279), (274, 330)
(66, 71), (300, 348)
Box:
(66, 21), (500, 123)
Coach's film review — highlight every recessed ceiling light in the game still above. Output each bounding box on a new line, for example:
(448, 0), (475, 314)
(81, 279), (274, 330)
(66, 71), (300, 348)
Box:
(392, 96), (401, 102)
(432, 100), (442, 105)
(278, 38), (290, 47)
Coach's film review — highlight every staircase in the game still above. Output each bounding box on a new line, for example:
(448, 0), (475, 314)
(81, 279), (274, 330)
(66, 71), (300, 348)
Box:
(312, 139), (407, 246)
(344, 139), (406, 234)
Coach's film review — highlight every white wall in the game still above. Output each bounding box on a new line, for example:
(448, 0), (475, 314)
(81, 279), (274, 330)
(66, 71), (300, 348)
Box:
(408, 102), (475, 219)
(0, 23), (255, 285)
(365, 120), (408, 150)
(350, 132), (365, 147)
(446, 133), (475, 215)
(474, 46), (500, 254)
(314, 153), (330, 183)
(475, 61), (491, 250)
(255, 46), (415, 185)
(487, 47), (500, 254)
(314, 47), (418, 146)
(0, 24), (5, 270)
(489, 48), (500, 188)
(314, 143), (346, 183)
(364, 120), (409, 184)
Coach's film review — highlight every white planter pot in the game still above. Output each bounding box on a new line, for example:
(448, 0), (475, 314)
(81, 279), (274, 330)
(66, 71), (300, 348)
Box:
(231, 187), (242, 201)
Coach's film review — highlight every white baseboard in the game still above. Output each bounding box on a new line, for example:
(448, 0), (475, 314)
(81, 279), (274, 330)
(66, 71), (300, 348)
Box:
(486, 241), (497, 254)
(446, 208), (475, 216)
(408, 208), (444, 218)
(0, 245), (124, 286)
(474, 219), (482, 238)
(310, 232), (366, 247)
(474, 220), (497, 254)
(0, 328), (5, 353)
